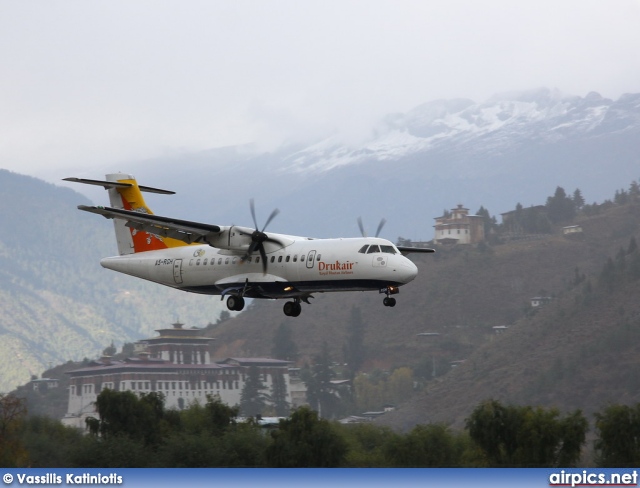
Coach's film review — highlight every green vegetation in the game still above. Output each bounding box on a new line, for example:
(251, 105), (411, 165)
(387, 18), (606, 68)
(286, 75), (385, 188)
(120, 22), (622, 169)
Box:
(6, 391), (640, 467)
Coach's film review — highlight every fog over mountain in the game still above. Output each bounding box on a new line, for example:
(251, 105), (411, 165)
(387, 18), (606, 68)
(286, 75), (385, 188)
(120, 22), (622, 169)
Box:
(101, 89), (640, 243)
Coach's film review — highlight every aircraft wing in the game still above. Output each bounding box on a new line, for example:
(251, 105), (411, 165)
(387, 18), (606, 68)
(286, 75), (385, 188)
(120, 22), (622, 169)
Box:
(396, 246), (436, 255)
(78, 205), (221, 245)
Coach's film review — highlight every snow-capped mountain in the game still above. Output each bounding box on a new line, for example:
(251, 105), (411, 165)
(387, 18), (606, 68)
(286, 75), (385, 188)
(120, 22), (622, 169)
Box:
(282, 88), (640, 174)
(120, 88), (640, 242)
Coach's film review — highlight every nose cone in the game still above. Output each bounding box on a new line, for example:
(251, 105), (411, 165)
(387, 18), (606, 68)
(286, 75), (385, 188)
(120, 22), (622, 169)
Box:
(398, 257), (418, 283)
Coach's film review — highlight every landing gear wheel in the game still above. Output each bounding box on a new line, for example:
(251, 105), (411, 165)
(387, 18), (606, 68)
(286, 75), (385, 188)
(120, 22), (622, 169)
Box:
(283, 301), (302, 317)
(227, 295), (245, 311)
(383, 297), (396, 307)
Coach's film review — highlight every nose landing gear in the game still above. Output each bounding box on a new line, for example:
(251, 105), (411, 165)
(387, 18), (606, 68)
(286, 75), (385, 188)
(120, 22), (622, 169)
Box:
(380, 285), (399, 307)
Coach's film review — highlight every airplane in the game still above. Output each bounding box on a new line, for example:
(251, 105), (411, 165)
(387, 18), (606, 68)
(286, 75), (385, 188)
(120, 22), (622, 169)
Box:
(65, 173), (434, 317)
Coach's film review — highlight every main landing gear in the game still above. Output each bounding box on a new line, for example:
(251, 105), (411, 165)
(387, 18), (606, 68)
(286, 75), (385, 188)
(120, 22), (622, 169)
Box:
(226, 295), (245, 312)
(283, 299), (302, 317)
(381, 285), (399, 308)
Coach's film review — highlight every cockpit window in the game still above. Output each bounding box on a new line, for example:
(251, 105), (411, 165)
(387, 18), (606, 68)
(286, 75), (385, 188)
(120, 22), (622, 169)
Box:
(361, 244), (397, 254)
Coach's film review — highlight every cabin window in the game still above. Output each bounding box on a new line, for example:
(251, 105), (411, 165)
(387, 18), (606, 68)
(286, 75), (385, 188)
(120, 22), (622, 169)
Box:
(218, 258), (222, 265)
(196, 259), (201, 265)
(293, 255), (298, 262)
(256, 257), (260, 264)
(300, 255), (305, 262)
(308, 255), (313, 262)
(367, 245), (380, 253)
(278, 256), (283, 263)
(286, 255), (290, 262)
(317, 254), (321, 261)
(225, 258), (230, 264)
(189, 259), (194, 266)
(203, 258), (208, 265)
(232, 257), (238, 264)
(358, 245), (369, 253)
(270, 256), (275, 263)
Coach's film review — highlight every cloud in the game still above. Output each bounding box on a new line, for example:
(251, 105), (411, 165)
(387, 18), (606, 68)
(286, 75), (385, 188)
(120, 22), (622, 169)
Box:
(1, 0), (639, 179)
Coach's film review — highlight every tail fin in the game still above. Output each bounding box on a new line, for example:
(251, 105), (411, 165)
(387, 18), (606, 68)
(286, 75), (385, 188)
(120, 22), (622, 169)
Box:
(66, 173), (189, 255)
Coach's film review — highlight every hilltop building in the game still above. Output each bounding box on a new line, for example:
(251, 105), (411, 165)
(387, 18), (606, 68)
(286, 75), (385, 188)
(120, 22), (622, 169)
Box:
(62, 321), (304, 429)
(434, 204), (485, 245)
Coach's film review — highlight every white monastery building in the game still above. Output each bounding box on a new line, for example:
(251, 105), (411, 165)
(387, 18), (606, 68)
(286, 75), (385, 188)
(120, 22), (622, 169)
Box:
(434, 204), (485, 245)
(62, 321), (303, 429)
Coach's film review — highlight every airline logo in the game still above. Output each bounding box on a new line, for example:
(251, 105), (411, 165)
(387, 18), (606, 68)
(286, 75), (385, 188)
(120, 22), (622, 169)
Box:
(318, 260), (355, 276)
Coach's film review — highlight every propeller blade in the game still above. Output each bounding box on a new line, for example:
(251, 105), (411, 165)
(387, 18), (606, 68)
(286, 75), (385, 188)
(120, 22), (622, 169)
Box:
(246, 199), (281, 274)
(249, 199), (259, 230)
(241, 241), (259, 263)
(262, 207), (280, 232)
(357, 217), (386, 237)
(357, 217), (366, 237)
(259, 245), (268, 274)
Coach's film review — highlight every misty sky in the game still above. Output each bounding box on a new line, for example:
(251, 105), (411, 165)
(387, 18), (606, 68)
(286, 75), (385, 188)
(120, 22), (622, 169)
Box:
(1, 0), (639, 182)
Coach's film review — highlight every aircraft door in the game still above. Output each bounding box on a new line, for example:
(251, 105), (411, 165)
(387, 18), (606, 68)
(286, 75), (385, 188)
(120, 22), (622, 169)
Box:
(173, 259), (183, 284)
(306, 250), (317, 269)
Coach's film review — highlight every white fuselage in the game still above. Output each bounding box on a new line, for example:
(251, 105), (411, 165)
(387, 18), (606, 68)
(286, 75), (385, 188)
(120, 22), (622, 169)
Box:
(100, 235), (418, 299)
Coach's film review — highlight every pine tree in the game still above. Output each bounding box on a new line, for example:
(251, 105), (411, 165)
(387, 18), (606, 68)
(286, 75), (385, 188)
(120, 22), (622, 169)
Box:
(239, 365), (268, 417)
(546, 186), (576, 224)
(302, 342), (340, 418)
(572, 188), (585, 210)
(270, 371), (290, 417)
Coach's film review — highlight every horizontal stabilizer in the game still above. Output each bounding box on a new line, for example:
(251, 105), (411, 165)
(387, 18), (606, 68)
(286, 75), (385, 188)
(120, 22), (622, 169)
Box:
(77, 205), (221, 246)
(63, 177), (175, 195)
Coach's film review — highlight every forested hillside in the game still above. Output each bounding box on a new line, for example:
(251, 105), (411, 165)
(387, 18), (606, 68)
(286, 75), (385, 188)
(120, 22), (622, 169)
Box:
(0, 170), (227, 392)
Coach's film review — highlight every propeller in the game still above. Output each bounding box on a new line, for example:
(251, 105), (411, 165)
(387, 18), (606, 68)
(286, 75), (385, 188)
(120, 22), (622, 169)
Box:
(357, 217), (387, 238)
(243, 199), (283, 274)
